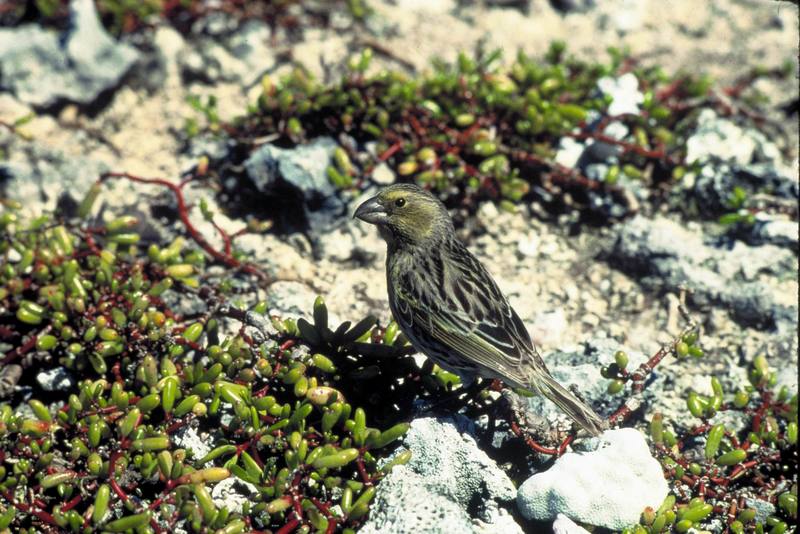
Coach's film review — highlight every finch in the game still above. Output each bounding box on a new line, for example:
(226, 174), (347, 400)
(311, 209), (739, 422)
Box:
(355, 183), (606, 436)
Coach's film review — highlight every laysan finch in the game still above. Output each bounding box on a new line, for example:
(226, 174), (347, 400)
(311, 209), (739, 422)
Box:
(355, 183), (606, 436)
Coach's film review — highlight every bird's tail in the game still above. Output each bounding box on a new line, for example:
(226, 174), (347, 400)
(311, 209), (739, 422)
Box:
(536, 372), (607, 437)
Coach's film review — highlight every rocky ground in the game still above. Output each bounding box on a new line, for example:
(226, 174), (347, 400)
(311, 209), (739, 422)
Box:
(0, 1), (798, 533)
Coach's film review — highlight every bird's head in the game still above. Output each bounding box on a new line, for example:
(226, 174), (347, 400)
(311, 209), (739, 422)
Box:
(354, 184), (453, 248)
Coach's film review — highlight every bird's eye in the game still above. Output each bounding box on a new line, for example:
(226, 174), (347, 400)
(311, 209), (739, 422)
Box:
(394, 198), (406, 207)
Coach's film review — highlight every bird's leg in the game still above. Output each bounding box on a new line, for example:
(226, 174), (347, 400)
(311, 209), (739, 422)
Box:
(502, 386), (576, 457)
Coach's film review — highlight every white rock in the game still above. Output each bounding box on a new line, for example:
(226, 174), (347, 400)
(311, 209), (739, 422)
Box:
(597, 73), (644, 116)
(153, 26), (186, 65)
(362, 417), (521, 533)
(609, 0), (645, 33)
(394, 0), (455, 14)
(604, 121), (629, 141)
(685, 109), (782, 166)
(529, 309), (568, 348)
(687, 110), (754, 165)
(210, 477), (259, 514)
(36, 367), (74, 392)
(474, 506), (525, 534)
(555, 137), (586, 168)
(372, 162), (396, 185)
(516, 231), (540, 257)
(516, 428), (668, 531)
(552, 513), (591, 534)
(173, 427), (212, 464)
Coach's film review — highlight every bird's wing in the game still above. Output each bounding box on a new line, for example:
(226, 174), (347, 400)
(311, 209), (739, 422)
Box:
(393, 242), (541, 387)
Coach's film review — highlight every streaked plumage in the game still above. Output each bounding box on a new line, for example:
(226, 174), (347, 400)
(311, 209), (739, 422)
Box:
(355, 183), (605, 436)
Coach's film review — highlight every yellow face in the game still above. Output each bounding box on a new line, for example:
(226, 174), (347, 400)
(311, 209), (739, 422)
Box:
(354, 184), (450, 245)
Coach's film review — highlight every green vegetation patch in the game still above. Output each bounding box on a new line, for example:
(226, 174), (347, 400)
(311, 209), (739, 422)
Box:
(204, 44), (792, 224)
(0, 197), (465, 532)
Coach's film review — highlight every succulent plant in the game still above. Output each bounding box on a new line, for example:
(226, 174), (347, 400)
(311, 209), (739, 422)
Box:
(0, 203), (432, 532)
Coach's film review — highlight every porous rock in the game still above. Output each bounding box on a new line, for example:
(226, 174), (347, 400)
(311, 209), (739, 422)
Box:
(360, 417), (521, 533)
(358, 466), (476, 534)
(552, 513), (592, 534)
(517, 428), (668, 530)
(210, 477), (259, 515)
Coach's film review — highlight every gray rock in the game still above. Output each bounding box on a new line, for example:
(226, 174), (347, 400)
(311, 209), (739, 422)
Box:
(0, 0), (139, 108)
(160, 289), (206, 318)
(744, 497), (776, 525)
(749, 216), (799, 249)
(0, 144), (108, 213)
(244, 137), (346, 232)
(550, 0), (595, 13)
(611, 216), (796, 332)
(517, 428), (668, 531)
(179, 20), (274, 86)
(362, 417), (520, 533)
(400, 417), (517, 509)
(246, 137), (338, 198)
(775, 362), (799, 396)
(686, 109), (781, 166)
(691, 162), (798, 217)
(266, 281), (319, 319)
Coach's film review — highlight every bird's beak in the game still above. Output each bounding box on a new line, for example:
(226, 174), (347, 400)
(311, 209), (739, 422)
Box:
(354, 196), (388, 224)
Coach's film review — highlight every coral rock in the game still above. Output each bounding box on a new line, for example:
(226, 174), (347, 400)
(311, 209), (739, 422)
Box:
(517, 428), (668, 531)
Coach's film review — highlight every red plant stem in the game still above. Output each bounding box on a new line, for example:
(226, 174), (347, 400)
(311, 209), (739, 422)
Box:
(209, 218), (233, 256)
(109, 449), (164, 533)
(276, 517), (301, 534)
(508, 149), (608, 192)
(108, 451), (132, 505)
(59, 495), (83, 512)
(148, 478), (181, 511)
(557, 434), (575, 455)
(0, 325), (16, 338)
(309, 495), (337, 532)
(98, 172), (269, 282)
(1, 490), (58, 526)
(356, 456), (373, 484)
(566, 131), (679, 164)
(726, 460), (759, 483)
(509, 421), (560, 456)
(377, 141), (402, 162)
(1, 325), (51, 364)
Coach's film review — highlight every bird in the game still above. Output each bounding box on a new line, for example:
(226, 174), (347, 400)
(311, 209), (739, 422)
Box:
(354, 183), (606, 436)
